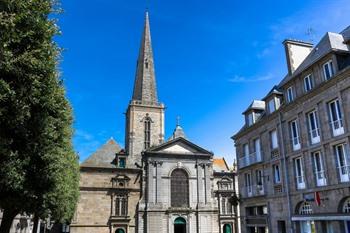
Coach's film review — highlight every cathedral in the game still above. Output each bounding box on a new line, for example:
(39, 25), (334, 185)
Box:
(70, 12), (238, 233)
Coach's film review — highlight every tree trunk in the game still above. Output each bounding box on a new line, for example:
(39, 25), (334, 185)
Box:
(0, 208), (17, 233)
(32, 214), (39, 233)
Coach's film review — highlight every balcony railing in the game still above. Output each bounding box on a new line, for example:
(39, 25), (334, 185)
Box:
(338, 165), (350, 182)
(238, 151), (263, 169)
(330, 119), (344, 136)
(291, 136), (301, 151)
(309, 128), (321, 144)
(315, 170), (327, 186)
(242, 184), (265, 198)
(295, 175), (305, 189)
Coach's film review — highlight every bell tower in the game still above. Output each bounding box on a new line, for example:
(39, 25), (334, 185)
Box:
(125, 11), (165, 167)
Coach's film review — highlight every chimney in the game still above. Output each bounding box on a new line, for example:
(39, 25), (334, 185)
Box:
(283, 39), (313, 75)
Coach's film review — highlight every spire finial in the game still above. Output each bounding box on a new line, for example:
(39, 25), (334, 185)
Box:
(176, 116), (180, 126)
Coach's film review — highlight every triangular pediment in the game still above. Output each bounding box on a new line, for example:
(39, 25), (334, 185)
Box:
(147, 137), (212, 155)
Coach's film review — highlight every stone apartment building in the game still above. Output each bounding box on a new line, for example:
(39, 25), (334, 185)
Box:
(232, 26), (350, 233)
(69, 11), (238, 233)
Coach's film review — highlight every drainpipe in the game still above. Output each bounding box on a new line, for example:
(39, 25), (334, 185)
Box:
(278, 112), (294, 233)
(196, 160), (200, 233)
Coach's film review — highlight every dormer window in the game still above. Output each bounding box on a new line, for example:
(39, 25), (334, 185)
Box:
(268, 99), (275, 113)
(247, 113), (254, 126)
(323, 60), (334, 80)
(118, 157), (126, 168)
(303, 74), (313, 92)
(287, 86), (294, 103)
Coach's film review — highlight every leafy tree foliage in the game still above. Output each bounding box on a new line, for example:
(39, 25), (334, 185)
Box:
(0, 0), (79, 232)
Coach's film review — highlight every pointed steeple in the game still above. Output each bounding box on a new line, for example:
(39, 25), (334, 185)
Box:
(132, 11), (158, 104)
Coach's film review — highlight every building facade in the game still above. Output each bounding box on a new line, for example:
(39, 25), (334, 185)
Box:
(233, 27), (350, 233)
(70, 12), (238, 233)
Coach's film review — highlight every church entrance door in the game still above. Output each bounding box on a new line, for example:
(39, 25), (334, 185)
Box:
(174, 217), (186, 233)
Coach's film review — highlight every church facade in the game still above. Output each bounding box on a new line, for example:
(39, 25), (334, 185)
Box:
(70, 12), (238, 233)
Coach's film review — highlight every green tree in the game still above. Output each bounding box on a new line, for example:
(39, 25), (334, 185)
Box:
(0, 0), (79, 232)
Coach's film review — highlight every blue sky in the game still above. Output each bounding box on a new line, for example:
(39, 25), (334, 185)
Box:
(56, 0), (350, 165)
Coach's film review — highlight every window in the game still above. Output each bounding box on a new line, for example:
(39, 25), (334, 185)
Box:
(221, 197), (232, 215)
(312, 151), (326, 186)
(299, 202), (313, 215)
(334, 144), (349, 183)
(247, 113), (254, 126)
(268, 99), (275, 113)
(290, 120), (301, 151)
(328, 99), (344, 136)
(256, 169), (263, 186)
(171, 169), (189, 207)
(294, 157), (305, 189)
(244, 173), (252, 197)
(115, 194), (128, 216)
(323, 60), (334, 80)
(304, 74), (313, 92)
(144, 117), (151, 149)
(343, 197), (350, 213)
(118, 157), (126, 168)
(270, 129), (278, 149)
(254, 138), (261, 162)
(287, 86), (294, 103)
(308, 110), (320, 144)
(273, 164), (281, 183)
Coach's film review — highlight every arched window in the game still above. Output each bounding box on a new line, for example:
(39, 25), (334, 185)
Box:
(174, 217), (186, 233)
(144, 117), (151, 149)
(171, 169), (189, 207)
(299, 202), (313, 215)
(116, 229), (125, 233)
(343, 197), (350, 213)
(223, 224), (232, 233)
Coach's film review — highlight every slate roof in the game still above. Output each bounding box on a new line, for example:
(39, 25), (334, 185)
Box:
(279, 31), (350, 86)
(213, 157), (229, 172)
(132, 11), (158, 104)
(262, 85), (283, 100)
(243, 100), (266, 114)
(80, 138), (122, 168)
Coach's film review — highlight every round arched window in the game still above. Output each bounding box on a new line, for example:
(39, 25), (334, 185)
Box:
(115, 228), (125, 233)
(343, 197), (350, 213)
(299, 202), (313, 215)
(171, 169), (189, 207)
(223, 224), (232, 233)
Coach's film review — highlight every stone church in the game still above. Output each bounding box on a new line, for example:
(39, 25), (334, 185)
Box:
(70, 12), (238, 233)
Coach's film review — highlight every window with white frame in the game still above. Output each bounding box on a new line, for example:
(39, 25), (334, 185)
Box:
(268, 99), (275, 113)
(290, 120), (301, 150)
(287, 86), (294, 103)
(328, 99), (344, 136)
(273, 164), (281, 184)
(312, 151), (326, 186)
(299, 202), (313, 215)
(304, 74), (314, 92)
(334, 144), (349, 183)
(271, 129), (278, 149)
(294, 157), (305, 189)
(323, 60), (334, 80)
(308, 110), (320, 144)
(254, 138), (261, 161)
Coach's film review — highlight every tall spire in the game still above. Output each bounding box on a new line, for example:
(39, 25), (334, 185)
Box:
(132, 11), (158, 104)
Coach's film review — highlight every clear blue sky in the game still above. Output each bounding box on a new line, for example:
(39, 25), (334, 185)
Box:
(56, 0), (350, 165)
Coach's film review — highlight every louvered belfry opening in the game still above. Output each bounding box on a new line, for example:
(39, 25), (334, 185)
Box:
(171, 169), (189, 207)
